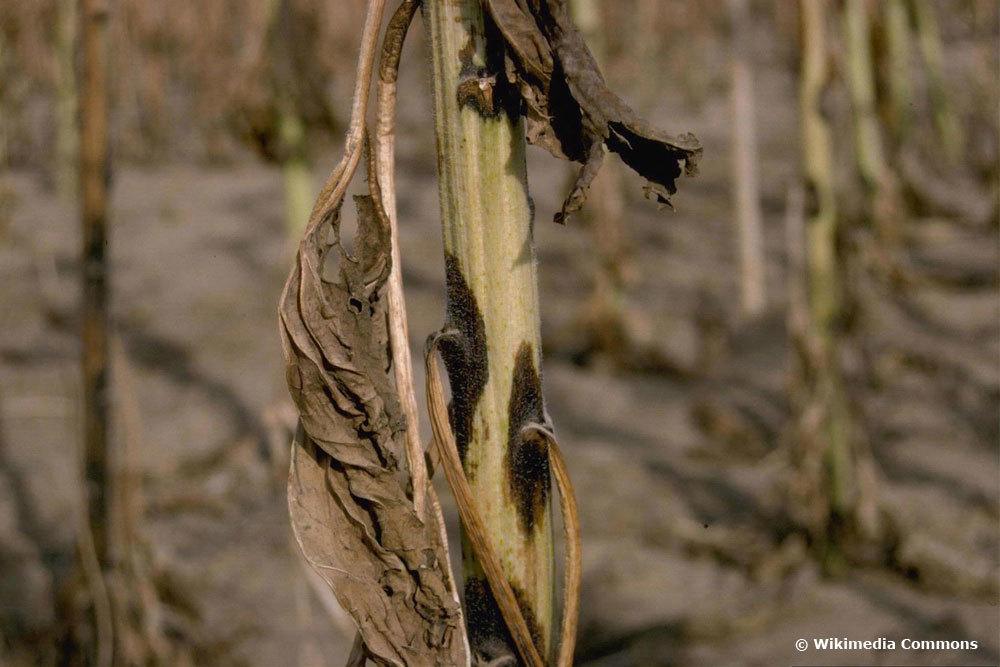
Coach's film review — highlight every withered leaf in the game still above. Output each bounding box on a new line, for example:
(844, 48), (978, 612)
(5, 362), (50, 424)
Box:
(279, 141), (467, 666)
(486, 0), (702, 222)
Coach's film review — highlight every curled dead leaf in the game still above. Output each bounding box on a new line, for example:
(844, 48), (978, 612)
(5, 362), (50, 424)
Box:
(485, 0), (702, 222)
(279, 138), (467, 666)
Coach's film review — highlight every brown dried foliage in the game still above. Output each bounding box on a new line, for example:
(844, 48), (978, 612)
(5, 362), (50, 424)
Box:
(280, 139), (465, 666)
(485, 0), (702, 222)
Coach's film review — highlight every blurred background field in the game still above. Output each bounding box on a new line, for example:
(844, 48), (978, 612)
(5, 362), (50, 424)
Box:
(0, 1), (997, 665)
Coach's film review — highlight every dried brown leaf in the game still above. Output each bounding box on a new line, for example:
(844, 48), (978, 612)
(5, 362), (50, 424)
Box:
(280, 139), (466, 667)
(486, 0), (702, 222)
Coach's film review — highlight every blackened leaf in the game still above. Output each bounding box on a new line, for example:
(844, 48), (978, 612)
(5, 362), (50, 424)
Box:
(489, 0), (553, 84)
(486, 0), (702, 222)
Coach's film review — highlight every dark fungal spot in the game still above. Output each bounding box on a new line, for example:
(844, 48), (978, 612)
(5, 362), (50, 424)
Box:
(507, 431), (550, 537)
(455, 8), (521, 120)
(457, 71), (499, 116)
(463, 576), (544, 662)
(511, 582), (544, 654)
(463, 576), (515, 663)
(505, 343), (549, 535)
(803, 180), (820, 217)
(439, 252), (488, 465)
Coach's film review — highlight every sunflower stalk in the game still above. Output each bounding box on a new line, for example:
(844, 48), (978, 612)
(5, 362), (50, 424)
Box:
(422, 0), (555, 660)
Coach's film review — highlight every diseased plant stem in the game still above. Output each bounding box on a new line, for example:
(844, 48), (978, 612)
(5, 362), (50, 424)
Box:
(425, 343), (545, 667)
(426, 343), (581, 667)
(423, 0), (554, 659)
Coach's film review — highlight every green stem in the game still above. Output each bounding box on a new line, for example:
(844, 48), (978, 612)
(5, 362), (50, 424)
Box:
(844, 0), (888, 189)
(278, 108), (312, 239)
(883, 0), (913, 143)
(845, 0), (902, 246)
(801, 0), (853, 566)
(801, 0), (839, 339)
(423, 0), (553, 660)
(911, 0), (962, 162)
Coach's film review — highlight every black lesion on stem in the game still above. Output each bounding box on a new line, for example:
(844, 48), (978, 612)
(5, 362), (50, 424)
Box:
(464, 576), (515, 664)
(510, 581), (544, 655)
(439, 252), (489, 465)
(463, 575), (545, 665)
(457, 70), (501, 117)
(505, 342), (550, 536)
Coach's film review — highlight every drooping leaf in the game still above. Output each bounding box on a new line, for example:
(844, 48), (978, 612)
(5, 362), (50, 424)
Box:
(279, 141), (467, 667)
(486, 0), (702, 222)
